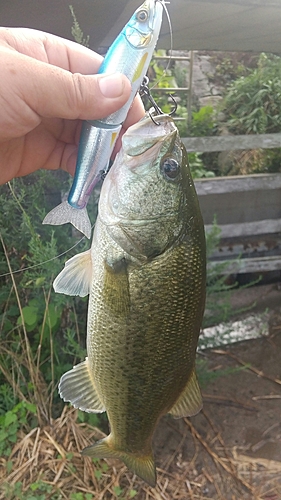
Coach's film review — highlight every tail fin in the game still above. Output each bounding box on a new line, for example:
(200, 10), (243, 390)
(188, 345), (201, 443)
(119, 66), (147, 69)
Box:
(82, 436), (156, 487)
(42, 201), (92, 239)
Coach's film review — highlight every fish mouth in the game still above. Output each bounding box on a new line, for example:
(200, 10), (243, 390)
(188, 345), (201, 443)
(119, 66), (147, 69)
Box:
(98, 113), (180, 228)
(122, 113), (177, 158)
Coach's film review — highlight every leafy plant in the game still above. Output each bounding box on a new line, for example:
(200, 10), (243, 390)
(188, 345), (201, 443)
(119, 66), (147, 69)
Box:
(0, 401), (37, 457)
(188, 152), (215, 179)
(189, 106), (218, 137)
(3, 480), (59, 500)
(0, 172), (96, 422)
(69, 5), (90, 47)
(219, 52), (281, 174)
(222, 53), (281, 135)
(202, 222), (238, 331)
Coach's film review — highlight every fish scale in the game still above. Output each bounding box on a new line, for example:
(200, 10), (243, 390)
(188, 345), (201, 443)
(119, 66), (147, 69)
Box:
(54, 113), (206, 486)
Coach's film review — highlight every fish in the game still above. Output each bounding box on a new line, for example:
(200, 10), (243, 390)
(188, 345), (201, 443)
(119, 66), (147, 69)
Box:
(54, 113), (206, 487)
(43, 0), (164, 239)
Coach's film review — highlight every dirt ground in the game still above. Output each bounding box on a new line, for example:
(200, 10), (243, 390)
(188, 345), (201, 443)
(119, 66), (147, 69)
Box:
(152, 283), (281, 500)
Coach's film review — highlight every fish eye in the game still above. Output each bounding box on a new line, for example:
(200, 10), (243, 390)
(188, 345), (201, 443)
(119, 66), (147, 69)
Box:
(161, 158), (181, 181)
(137, 9), (149, 22)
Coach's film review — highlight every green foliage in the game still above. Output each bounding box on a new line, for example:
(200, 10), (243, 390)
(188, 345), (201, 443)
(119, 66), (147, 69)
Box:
(0, 384), (17, 414)
(202, 222), (237, 331)
(196, 358), (247, 388)
(69, 5), (90, 47)
(219, 52), (281, 174)
(189, 106), (218, 137)
(77, 408), (105, 429)
(210, 52), (252, 87)
(0, 172), (95, 417)
(70, 493), (93, 500)
(188, 152), (215, 179)
(202, 221), (257, 335)
(222, 53), (281, 135)
(111, 486), (138, 499)
(3, 480), (60, 500)
(0, 401), (37, 457)
(174, 63), (188, 89)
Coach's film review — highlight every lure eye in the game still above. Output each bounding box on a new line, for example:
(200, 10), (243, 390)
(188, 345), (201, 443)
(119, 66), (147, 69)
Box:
(161, 158), (181, 181)
(137, 9), (149, 22)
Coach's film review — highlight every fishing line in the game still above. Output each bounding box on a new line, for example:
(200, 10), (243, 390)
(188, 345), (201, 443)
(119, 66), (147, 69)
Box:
(0, 233), (88, 279)
(149, 0), (173, 91)
(0, 183), (93, 278)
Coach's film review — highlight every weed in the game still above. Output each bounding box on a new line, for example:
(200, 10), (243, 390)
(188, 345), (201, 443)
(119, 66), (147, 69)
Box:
(3, 480), (61, 500)
(69, 6), (90, 47)
(0, 401), (37, 457)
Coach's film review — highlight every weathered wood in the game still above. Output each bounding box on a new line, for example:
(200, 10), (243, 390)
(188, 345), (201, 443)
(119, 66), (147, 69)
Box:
(194, 173), (281, 195)
(208, 256), (281, 275)
(205, 219), (281, 239)
(195, 173), (281, 274)
(182, 133), (281, 153)
(194, 174), (281, 227)
(211, 235), (281, 261)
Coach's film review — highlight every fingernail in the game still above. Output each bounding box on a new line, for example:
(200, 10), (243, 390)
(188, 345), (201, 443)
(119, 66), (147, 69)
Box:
(99, 73), (126, 98)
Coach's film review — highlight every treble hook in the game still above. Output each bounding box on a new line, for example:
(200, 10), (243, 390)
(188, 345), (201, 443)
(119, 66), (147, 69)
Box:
(139, 76), (178, 126)
(139, 76), (162, 118)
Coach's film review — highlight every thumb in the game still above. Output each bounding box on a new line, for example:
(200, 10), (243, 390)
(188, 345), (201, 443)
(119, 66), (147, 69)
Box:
(31, 69), (132, 120)
(2, 47), (132, 123)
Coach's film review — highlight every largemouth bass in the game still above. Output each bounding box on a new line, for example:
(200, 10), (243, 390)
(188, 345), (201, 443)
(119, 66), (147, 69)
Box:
(55, 113), (206, 487)
(43, 0), (164, 239)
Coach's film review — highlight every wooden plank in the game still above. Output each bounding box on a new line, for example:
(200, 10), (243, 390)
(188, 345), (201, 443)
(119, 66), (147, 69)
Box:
(182, 133), (281, 153)
(205, 219), (281, 238)
(208, 256), (281, 274)
(194, 173), (281, 195)
(211, 236), (281, 260)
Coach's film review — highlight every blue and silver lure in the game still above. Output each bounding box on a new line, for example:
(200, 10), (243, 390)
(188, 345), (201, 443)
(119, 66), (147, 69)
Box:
(43, 0), (164, 238)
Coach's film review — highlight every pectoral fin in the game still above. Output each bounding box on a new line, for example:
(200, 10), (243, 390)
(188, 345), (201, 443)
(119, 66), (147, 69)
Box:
(82, 436), (156, 487)
(58, 358), (105, 413)
(53, 250), (92, 297)
(169, 368), (202, 418)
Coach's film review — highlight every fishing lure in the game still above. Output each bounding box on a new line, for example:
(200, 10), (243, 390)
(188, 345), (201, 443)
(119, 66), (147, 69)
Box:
(43, 0), (164, 239)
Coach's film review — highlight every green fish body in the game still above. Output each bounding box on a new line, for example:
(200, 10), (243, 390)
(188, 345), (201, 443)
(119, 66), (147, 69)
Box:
(55, 114), (206, 487)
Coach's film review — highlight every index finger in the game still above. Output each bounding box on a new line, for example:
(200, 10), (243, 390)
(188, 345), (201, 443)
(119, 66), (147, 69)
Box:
(1, 27), (104, 74)
(123, 93), (145, 132)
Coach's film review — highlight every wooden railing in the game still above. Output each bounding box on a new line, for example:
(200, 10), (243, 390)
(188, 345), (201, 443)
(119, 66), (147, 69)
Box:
(185, 134), (281, 275)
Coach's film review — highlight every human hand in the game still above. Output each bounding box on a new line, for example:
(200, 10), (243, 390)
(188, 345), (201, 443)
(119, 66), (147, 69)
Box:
(0, 27), (145, 185)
